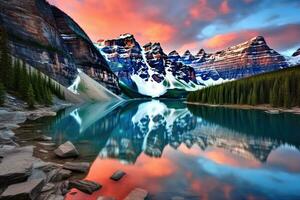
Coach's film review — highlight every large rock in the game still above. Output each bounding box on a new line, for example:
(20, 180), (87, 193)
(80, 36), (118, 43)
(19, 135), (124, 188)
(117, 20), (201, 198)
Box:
(0, 178), (44, 200)
(0, 110), (27, 129)
(0, 146), (36, 186)
(68, 180), (101, 194)
(54, 141), (79, 158)
(123, 188), (148, 200)
(63, 162), (90, 173)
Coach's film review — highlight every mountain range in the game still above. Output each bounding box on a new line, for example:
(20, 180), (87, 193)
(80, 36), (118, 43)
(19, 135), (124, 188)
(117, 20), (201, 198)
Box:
(97, 34), (300, 97)
(0, 0), (299, 99)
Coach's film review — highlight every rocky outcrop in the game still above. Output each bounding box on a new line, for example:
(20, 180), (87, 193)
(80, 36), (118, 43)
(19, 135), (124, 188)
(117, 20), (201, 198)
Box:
(0, 0), (120, 94)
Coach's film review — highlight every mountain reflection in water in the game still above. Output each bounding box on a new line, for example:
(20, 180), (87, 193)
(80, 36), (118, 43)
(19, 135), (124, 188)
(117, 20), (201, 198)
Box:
(39, 100), (300, 200)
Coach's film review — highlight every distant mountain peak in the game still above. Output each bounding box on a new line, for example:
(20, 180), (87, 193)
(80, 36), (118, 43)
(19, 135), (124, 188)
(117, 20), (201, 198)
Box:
(168, 50), (180, 56)
(249, 36), (267, 45)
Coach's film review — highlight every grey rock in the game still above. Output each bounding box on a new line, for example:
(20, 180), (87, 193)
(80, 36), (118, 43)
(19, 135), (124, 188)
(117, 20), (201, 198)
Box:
(0, 178), (44, 200)
(34, 135), (52, 142)
(39, 149), (49, 154)
(123, 188), (148, 200)
(54, 141), (79, 158)
(0, 146), (36, 186)
(63, 162), (90, 173)
(68, 180), (101, 194)
(38, 142), (56, 147)
(110, 170), (126, 181)
(0, 128), (15, 140)
(46, 168), (72, 183)
(41, 183), (55, 193)
(0, 110), (27, 125)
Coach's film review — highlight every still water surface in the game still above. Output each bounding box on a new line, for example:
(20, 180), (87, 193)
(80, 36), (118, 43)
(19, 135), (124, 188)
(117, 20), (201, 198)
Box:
(33, 100), (300, 199)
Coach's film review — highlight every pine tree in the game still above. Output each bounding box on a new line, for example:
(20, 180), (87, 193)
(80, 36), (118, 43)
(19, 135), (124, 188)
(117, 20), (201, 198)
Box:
(19, 61), (29, 99)
(26, 83), (35, 108)
(0, 82), (5, 106)
(283, 77), (291, 108)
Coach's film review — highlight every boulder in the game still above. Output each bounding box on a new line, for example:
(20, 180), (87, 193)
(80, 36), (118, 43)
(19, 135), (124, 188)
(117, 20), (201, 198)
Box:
(110, 170), (126, 181)
(54, 141), (79, 158)
(0, 178), (44, 200)
(123, 188), (148, 200)
(68, 180), (101, 194)
(63, 162), (90, 173)
(0, 146), (36, 186)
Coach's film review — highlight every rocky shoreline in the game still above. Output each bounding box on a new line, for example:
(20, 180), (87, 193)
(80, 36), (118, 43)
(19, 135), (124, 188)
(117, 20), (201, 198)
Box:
(0, 96), (92, 200)
(0, 95), (149, 200)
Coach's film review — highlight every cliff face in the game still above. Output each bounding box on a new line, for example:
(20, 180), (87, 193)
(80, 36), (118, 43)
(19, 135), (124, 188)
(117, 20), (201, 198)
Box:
(51, 6), (120, 93)
(0, 0), (120, 93)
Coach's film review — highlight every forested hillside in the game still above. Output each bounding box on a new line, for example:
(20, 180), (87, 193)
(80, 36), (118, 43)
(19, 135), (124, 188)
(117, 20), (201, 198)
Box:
(0, 27), (64, 108)
(187, 66), (300, 108)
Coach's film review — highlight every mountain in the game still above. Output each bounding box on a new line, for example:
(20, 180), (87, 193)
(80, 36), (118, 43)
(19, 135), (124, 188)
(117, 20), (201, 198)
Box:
(182, 36), (289, 81)
(0, 0), (120, 94)
(98, 34), (292, 97)
(96, 34), (199, 98)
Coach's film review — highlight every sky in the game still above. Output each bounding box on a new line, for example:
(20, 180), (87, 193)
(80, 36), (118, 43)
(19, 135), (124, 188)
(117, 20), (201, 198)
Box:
(49, 0), (300, 55)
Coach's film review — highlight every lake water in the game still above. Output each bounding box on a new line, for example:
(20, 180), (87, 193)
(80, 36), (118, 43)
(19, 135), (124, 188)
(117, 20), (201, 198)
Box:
(30, 100), (300, 200)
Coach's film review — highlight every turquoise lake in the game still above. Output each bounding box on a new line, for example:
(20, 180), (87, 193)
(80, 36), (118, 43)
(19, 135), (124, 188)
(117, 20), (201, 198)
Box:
(28, 100), (300, 200)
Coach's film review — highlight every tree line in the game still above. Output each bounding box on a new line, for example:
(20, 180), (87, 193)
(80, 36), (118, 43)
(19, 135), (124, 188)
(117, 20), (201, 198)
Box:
(187, 66), (300, 108)
(0, 27), (64, 108)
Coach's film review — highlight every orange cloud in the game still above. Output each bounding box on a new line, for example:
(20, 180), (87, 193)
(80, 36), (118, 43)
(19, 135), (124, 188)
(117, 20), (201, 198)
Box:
(49, 0), (176, 45)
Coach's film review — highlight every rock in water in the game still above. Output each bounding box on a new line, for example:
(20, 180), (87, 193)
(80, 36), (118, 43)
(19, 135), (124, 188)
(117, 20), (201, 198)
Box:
(0, 178), (44, 200)
(54, 141), (79, 158)
(123, 188), (148, 200)
(63, 162), (90, 173)
(110, 170), (126, 181)
(68, 180), (101, 194)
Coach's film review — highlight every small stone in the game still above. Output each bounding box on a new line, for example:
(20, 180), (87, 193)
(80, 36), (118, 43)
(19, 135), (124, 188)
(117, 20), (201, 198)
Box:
(0, 178), (44, 200)
(41, 183), (55, 192)
(46, 168), (72, 183)
(38, 142), (56, 147)
(54, 141), (79, 158)
(97, 196), (116, 200)
(68, 180), (101, 194)
(34, 135), (52, 142)
(63, 162), (90, 173)
(110, 170), (126, 181)
(123, 188), (148, 200)
(46, 194), (64, 200)
(39, 149), (49, 154)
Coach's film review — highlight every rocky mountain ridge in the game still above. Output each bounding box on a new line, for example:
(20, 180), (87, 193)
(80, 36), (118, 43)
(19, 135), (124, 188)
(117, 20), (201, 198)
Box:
(97, 34), (295, 97)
